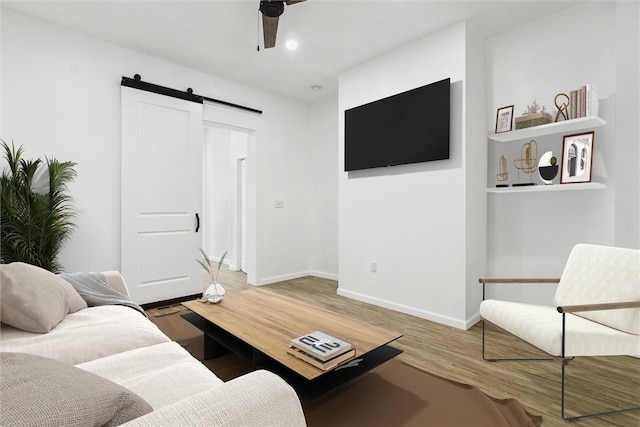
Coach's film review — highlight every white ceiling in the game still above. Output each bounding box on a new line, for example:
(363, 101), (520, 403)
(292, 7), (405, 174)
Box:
(2, 0), (583, 103)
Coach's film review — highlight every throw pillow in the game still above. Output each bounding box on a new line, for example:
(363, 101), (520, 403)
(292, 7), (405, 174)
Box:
(0, 352), (153, 426)
(0, 262), (88, 333)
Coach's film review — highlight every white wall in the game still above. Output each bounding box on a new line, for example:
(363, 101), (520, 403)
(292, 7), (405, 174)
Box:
(338, 22), (485, 329)
(1, 9), (323, 285)
(484, 2), (639, 304)
(0, 6), (3, 136)
(464, 24), (488, 322)
(204, 127), (233, 262)
(308, 94), (339, 280)
(614, 0), (640, 249)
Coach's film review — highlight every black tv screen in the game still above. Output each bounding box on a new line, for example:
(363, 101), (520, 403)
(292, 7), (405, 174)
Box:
(344, 77), (450, 171)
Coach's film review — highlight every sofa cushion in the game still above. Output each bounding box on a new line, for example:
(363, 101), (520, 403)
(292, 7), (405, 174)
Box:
(554, 244), (640, 334)
(77, 341), (224, 409)
(120, 370), (307, 427)
(0, 305), (170, 365)
(0, 352), (153, 427)
(0, 262), (87, 333)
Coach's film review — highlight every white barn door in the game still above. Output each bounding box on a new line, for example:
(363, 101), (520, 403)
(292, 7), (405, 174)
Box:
(121, 86), (203, 304)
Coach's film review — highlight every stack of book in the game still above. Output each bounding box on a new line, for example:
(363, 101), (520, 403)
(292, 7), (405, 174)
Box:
(287, 331), (356, 371)
(568, 84), (599, 120)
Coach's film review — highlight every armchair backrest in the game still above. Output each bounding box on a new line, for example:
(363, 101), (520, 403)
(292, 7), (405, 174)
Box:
(554, 244), (640, 335)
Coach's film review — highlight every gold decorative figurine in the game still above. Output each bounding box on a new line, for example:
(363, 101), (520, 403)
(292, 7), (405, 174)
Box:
(496, 155), (509, 187)
(554, 93), (570, 122)
(513, 140), (538, 186)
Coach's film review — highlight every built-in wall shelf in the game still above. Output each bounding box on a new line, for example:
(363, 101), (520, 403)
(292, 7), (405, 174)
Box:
(487, 182), (606, 193)
(488, 116), (606, 143)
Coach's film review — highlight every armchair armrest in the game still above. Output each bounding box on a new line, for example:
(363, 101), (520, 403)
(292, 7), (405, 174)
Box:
(121, 370), (306, 427)
(557, 300), (640, 313)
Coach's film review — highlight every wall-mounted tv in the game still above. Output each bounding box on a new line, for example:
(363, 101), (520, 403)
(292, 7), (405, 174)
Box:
(344, 77), (450, 172)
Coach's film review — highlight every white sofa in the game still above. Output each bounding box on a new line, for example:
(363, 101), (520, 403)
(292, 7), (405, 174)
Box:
(0, 264), (306, 426)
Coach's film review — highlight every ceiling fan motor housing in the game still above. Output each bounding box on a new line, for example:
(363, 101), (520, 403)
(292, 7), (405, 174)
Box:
(260, 1), (285, 18)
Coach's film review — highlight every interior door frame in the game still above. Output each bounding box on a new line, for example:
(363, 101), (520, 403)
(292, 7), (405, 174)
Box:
(239, 157), (247, 273)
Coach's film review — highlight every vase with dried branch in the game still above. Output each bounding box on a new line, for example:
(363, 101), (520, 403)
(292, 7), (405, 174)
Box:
(197, 248), (227, 303)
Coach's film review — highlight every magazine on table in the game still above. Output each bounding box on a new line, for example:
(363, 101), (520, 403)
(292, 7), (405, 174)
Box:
(290, 331), (352, 361)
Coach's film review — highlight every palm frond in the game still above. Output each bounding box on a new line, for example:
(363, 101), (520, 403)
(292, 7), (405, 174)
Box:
(216, 251), (227, 282)
(197, 248), (227, 283)
(0, 141), (78, 272)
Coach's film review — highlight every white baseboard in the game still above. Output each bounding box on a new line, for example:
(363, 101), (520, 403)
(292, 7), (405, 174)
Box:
(258, 270), (338, 286)
(466, 312), (482, 329)
(337, 288), (473, 330)
(307, 270), (339, 281)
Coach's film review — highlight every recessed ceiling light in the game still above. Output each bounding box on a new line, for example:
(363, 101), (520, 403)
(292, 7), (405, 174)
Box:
(285, 40), (298, 50)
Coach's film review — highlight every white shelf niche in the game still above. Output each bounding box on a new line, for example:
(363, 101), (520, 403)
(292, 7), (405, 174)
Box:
(487, 182), (606, 193)
(489, 116), (606, 143)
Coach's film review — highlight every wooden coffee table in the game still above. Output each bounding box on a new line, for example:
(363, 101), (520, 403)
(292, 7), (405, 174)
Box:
(182, 288), (402, 400)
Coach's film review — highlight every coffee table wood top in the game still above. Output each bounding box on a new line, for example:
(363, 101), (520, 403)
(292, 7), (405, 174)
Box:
(183, 288), (402, 380)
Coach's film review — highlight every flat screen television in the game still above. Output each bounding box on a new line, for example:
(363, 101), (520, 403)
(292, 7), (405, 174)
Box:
(344, 77), (450, 172)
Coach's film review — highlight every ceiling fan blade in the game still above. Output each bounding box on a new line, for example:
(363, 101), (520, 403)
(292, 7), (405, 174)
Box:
(262, 14), (279, 49)
(285, 0), (305, 4)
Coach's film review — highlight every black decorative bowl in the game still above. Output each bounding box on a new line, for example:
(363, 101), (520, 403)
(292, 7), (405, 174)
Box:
(538, 165), (559, 182)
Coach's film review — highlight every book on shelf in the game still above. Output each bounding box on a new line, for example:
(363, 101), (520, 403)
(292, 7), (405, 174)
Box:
(286, 345), (356, 371)
(567, 84), (598, 120)
(290, 331), (352, 362)
(585, 84), (599, 117)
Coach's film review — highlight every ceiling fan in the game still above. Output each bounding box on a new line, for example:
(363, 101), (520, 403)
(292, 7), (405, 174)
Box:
(259, 0), (306, 49)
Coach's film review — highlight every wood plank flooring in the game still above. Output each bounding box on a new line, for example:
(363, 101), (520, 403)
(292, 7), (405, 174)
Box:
(209, 267), (640, 427)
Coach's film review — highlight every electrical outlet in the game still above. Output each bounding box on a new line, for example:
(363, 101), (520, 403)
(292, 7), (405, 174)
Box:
(370, 261), (377, 272)
(274, 200), (284, 208)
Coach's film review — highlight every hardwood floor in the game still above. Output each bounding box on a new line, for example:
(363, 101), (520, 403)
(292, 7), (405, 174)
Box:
(210, 267), (640, 427)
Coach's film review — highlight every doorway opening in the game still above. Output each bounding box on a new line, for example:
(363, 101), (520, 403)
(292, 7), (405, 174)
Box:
(203, 125), (249, 283)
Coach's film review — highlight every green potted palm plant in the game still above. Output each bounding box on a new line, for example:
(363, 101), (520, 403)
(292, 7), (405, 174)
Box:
(0, 141), (78, 273)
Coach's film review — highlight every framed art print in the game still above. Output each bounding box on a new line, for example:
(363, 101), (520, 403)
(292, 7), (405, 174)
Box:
(495, 105), (514, 133)
(561, 131), (594, 184)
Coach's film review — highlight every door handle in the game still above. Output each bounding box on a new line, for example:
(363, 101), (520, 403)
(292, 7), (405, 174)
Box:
(195, 213), (200, 233)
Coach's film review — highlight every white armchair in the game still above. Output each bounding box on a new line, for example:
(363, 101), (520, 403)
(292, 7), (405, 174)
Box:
(479, 243), (640, 422)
